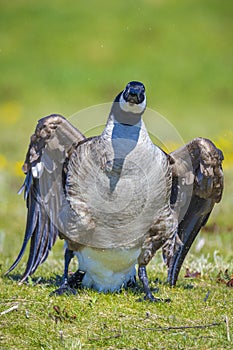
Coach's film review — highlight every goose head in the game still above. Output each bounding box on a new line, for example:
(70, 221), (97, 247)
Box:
(119, 81), (146, 115)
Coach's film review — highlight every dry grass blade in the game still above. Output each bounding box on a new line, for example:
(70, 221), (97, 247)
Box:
(0, 304), (18, 316)
(225, 316), (231, 342)
(135, 322), (223, 332)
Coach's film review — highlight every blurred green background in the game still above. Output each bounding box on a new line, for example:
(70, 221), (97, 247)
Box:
(0, 0), (232, 260)
(1, 3), (232, 348)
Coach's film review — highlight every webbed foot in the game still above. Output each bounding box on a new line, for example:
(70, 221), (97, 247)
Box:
(67, 270), (85, 289)
(143, 295), (171, 303)
(50, 279), (77, 296)
(138, 265), (171, 302)
(50, 270), (85, 296)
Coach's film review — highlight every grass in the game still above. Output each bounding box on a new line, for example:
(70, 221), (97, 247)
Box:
(0, 0), (233, 348)
(1, 240), (233, 349)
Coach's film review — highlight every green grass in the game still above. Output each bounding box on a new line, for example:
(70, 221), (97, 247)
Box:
(1, 237), (233, 350)
(0, 285), (232, 349)
(0, 0), (233, 348)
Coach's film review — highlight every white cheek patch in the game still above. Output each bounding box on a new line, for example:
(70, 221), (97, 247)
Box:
(119, 94), (146, 114)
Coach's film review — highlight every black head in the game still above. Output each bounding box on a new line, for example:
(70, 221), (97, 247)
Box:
(111, 81), (146, 125)
(122, 81), (146, 105)
(117, 81), (146, 117)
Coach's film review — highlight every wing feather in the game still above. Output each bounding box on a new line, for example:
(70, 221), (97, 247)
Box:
(164, 137), (224, 285)
(5, 114), (85, 281)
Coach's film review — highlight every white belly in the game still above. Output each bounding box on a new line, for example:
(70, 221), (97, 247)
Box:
(75, 246), (141, 292)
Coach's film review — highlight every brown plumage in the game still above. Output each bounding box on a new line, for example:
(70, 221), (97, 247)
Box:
(5, 82), (224, 301)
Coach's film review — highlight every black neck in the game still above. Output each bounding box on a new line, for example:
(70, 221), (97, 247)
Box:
(110, 92), (143, 126)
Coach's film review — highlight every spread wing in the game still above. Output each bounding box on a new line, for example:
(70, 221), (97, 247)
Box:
(164, 137), (224, 286)
(5, 114), (85, 282)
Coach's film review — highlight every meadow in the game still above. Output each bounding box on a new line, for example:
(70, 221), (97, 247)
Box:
(0, 0), (232, 349)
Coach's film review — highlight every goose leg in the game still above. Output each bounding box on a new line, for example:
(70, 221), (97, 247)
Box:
(51, 248), (76, 295)
(138, 265), (156, 301)
(138, 265), (171, 302)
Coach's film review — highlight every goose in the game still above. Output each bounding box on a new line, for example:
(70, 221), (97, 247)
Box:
(5, 81), (224, 301)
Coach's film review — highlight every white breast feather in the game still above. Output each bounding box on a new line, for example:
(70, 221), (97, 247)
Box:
(75, 247), (141, 292)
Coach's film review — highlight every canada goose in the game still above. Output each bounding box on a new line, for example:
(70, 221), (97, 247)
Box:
(6, 81), (224, 301)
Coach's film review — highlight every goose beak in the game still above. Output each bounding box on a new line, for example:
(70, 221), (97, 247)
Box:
(126, 87), (141, 104)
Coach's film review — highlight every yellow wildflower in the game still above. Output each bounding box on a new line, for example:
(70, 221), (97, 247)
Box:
(216, 130), (233, 169)
(14, 161), (24, 178)
(0, 101), (22, 125)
